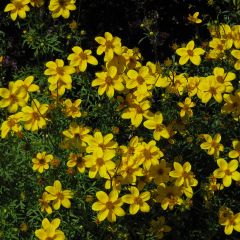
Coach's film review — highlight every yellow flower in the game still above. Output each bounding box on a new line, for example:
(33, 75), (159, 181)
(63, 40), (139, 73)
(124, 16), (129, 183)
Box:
(186, 76), (201, 97)
(0, 81), (27, 113)
(62, 123), (91, 149)
(213, 158), (240, 187)
(92, 190), (125, 222)
(187, 12), (202, 24)
(95, 32), (122, 61)
(176, 40), (205, 65)
(85, 131), (118, 155)
(143, 112), (169, 141)
(221, 90), (240, 120)
(229, 139), (240, 161)
(92, 66), (124, 98)
(67, 46), (98, 72)
(150, 216), (171, 239)
(219, 208), (240, 235)
(231, 49), (240, 70)
(169, 161), (198, 198)
(200, 133), (224, 157)
(63, 98), (81, 118)
(122, 187), (150, 214)
(198, 76), (225, 103)
(119, 155), (143, 184)
(44, 59), (75, 96)
(32, 152), (53, 173)
(39, 192), (53, 214)
(35, 218), (65, 240)
(45, 180), (73, 210)
(212, 67), (235, 93)
(149, 159), (171, 185)
(84, 150), (116, 178)
(4, 0), (30, 21)
(15, 75), (40, 102)
(21, 99), (48, 132)
(177, 97), (195, 117)
(67, 153), (86, 173)
(125, 66), (155, 90)
(156, 185), (182, 210)
(136, 140), (164, 170)
(48, 0), (76, 19)
(1, 112), (22, 138)
(122, 99), (151, 127)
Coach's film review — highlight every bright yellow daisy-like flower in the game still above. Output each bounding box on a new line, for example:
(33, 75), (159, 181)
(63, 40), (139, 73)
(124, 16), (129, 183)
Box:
(177, 97), (195, 118)
(21, 99), (49, 132)
(176, 40), (205, 65)
(213, 158), (240, 187)
(143, 112), (169, 141)
(48, 0), (76, 19)
(67, 46), (98, 72)
(231, 49), (240, 70)
(32, 152), (54, 173)
(229, 139), (240, 161)
(219, 208), (240, 235)
(39, 192), (53, 214)
(122, 99), (151, 128)
(122, 187), (151, 215)
(92, 190), (125, 222)
(4, 0), (30, 21)
(95, 32), (122, 61)
(200, 133), (224, 158)
(84, 150), (116, 179)
(1, 112), (22, 138)
(125, 66), (155, 90)
(44, 59), (75, 96)
(63, 98), (82, 118)
(67, 153), (86, 173)
(35, 218), (65, 240)
(187, 12), (202, 24)
(0, 81), (27, 113)
(45, 180), (73, 210)
(15, 75), (40, 102)
(92, 66), (124, 98)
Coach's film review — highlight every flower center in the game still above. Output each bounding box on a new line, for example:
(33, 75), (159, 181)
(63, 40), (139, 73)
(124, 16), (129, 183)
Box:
(106, 201), (114, 210)
(187, 50), (194, 56)
(56, 67), (65, 76)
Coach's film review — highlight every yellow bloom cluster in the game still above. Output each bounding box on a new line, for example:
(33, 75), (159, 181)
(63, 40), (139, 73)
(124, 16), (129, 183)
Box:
(35, 218), (65, 240)
(4, 0), (76, 21)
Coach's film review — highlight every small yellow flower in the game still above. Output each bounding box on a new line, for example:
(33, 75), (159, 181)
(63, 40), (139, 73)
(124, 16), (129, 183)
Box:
(30, 0), (44, 7)
(21, 99), (48, 132)
(0, 81), (27, 113)
(39, 192), (53, 214)
(178, 97), (195, 117)
(44, 59), (75, 96)
(213, 158), (240, 187)
(67, 153), (86, 173)
(92, 190), (125, 222)
(187, 12), (202, 24)
(229, 139), (240, 161)
(48, 0), (76, 19)
(4, 0), (30, 21)
(122, 187), (150, 214)
(32, 152), (53, 173)
(231, 49), (240, 70)
(92, 66), (124, 98)
(200, 133), (224, 157)
(67, 46), (98, 72)
(35, 218), (65, 240)
(63, 98), (81, 118)
(219, 208), (240, 235)
(143, 112), (169, 141)
(95, 32), (122, 61)
(45, 180), (73, 210)
(176, 40), (205, 65)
